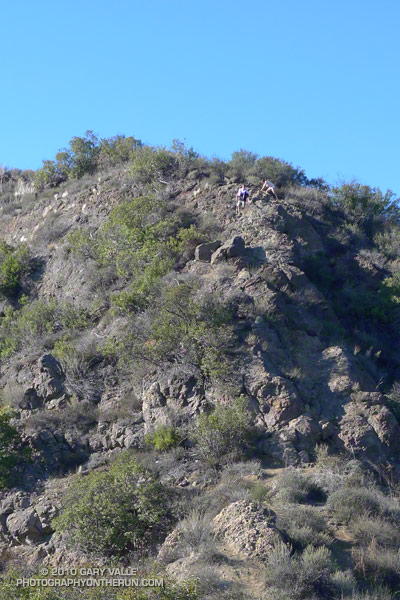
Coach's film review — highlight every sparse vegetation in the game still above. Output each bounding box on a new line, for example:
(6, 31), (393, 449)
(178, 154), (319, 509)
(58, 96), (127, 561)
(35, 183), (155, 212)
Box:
(193, 397), (253, 466)
(2, 134), (400, 599)
(264, 542), (337, 600)
(272, 470), (325, 504)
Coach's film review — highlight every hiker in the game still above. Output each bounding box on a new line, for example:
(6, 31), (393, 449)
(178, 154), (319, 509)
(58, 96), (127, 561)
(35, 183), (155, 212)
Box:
(236, 184), (250, 215)
(261, 179), (278, 200)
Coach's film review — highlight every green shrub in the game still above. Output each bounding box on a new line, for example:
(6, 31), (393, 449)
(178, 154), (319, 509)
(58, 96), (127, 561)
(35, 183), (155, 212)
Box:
(145, 425), (182, 452)
(111, 255), (175, 313)
(227, 149), (258, 181)
(0, 300), (91, 360)
(0, 242), (30, 298)
(255, 156), (309, 188)
(58, 131), (100, 179)
(193, 396), (253, 465)
(175, 225), (206, 261)
(374, 227), (400, 259)
(249, 481), (271, 505)
(385, 381), (400, 422)
(0, 407), (30, 487)
(98, 134), (142, 168)
(96, 196), (178, 279)
(130, 146), (179, 184)
(208, 157), (228, 184)
(65, 229), (96, 259)
(335, 280), (398, 324)
(67, 200), (204, 314)
(350, 514), (400, 548)
(34, 159), (67, 189)
(106, 281), (236, 382)
(53, 453), (169, 557)
(331, 181), (399, 226)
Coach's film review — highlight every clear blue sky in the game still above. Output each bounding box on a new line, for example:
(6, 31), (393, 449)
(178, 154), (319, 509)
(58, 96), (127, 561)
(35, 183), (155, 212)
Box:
(1, 0), (399, 194)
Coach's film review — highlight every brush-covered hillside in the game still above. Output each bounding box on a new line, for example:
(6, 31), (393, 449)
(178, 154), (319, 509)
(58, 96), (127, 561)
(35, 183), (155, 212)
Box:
(0, 132), (399, 600)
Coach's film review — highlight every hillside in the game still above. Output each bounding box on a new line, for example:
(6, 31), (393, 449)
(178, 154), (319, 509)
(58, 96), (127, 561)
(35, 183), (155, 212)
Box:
(0, 135), (399, 600)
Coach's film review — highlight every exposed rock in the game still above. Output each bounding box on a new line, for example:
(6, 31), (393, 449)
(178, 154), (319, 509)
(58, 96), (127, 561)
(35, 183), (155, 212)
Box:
(142, 372), (206, 433)
(6, 508), (44, 544)
(289, 416), (322, 452)
(247, 365), (303, 429)
(210, 236), (246, 264)
(23, 354), (67, 409)
(157, 527), (184, 564)
(195, 240), (221, 262)
(213, 500), (283, 561)
(337, 400), (400, 462)
(31, 429), (88, 469)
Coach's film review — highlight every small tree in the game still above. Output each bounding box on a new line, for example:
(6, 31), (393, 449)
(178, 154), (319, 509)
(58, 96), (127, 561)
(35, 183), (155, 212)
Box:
(0, 242), (30, 299)
(331, 181), (399, 224)
(53, 453), (168, 557)
(0, 407), (29, 488)
(228, 149), (258, 181)
(98, 134), (142, 168)
(255, 156), (308, 187)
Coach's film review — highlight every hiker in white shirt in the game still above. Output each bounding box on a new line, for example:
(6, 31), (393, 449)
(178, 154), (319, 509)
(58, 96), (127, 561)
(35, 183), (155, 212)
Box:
(261, 180), (278, 200)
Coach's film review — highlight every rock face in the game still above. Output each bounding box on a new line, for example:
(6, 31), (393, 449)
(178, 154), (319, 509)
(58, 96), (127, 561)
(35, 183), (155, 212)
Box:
(337, 393), (400, 462)
(213, 501), (283, 561)
(1, 165), (400, 575)
(6, 508), (45, 544)
(249, 371), (303, 428)
(195, 240), (221, 262)
(142, 372), (206, 433)
(21, 354), (67, 410)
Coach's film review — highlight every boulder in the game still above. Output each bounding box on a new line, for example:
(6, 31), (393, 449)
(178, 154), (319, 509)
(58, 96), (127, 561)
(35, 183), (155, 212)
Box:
(289, 416), (321, 452)
(6, 508), (44, 544)
(194, 240), (221, 262)
(337, 401), (400, 462)
(213, 500), (283, 561)
(31, 354), (66, 404)
(210, 236), (246, 264)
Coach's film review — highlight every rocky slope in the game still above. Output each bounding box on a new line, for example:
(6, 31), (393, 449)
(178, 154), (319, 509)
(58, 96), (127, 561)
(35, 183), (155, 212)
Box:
(0, 162), (399, 598)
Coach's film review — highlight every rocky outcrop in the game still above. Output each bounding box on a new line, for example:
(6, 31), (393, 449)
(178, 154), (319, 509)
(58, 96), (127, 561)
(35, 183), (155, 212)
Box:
(337, 393), (400, 462)
(6, 508), (45, 544)
(213, 500), (283, 561)
(195, 240), (221, 262)
(249, 372), (303, 428)
(142, 372), (206, 433)
(31, 429), (87, 469)
(19, 354), (67, 411)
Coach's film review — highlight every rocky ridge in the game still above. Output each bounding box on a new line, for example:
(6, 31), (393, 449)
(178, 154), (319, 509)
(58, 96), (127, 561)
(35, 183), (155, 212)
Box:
(0, 168), (398, 578)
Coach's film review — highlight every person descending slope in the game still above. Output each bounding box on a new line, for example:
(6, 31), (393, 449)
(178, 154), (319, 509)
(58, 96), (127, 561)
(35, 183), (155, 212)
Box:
(261, 179), (278, 200)
(236, 184), (250, 215)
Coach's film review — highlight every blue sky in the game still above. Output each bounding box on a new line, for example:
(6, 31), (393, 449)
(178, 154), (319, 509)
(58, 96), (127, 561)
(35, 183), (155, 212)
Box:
(1, 0), (399, 194)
